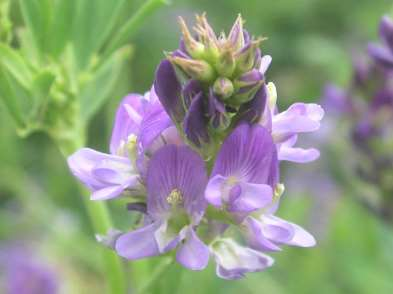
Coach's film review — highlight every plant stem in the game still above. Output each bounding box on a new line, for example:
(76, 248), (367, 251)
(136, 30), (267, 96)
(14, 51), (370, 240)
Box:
(60, 137), (127, 294)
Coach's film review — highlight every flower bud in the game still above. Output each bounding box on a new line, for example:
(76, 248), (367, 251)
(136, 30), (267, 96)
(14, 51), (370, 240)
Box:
(215, 48), (236, 77)
(168, 56), (215, 82)
(178, 16), (205, 59)
(228, 14), (245, 51)
(213, 77), (234, 99)
(230, 81), (263, 105)
(235, 39), (263, 73)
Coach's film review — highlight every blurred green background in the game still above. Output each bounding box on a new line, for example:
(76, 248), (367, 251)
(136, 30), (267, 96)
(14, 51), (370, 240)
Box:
(1, 0), (393, 293)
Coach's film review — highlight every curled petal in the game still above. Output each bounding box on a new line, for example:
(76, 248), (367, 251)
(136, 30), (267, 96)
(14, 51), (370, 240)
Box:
(259, 55), (272, 74)
(67, 148), (137, 200)
(211, 238), (274, 280)
(115, 222), (160, 260)
(205, 175), (226, 207)
(110, 94), (144, 155)
(272, 103), (324, 142)
(176, 228), (210, 270)
(278, 146), (320, 163)
(227, 182), (273, 213)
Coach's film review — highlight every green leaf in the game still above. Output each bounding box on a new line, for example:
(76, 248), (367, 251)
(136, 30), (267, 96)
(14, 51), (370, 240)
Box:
(79, 46), (132, 122)
(18, 0), (53, 57)
(48, 0), (76, 58)
(31, 70), (56, 117)
(0, 67), (32, 127)
(72, 0), (127, 69)
(0, 44), (33, 88)
(104, 0), (169, 57)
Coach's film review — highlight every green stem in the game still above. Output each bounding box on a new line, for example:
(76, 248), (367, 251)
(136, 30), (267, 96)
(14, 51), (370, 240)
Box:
(136, 257), (173, 294)
(104, 0), (169, 57)
(60, 137), (127, 294)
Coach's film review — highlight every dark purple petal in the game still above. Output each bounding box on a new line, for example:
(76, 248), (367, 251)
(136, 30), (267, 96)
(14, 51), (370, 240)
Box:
(154, 59), (184, 121)
(110, 94), (144, 155)
(182, 79), (202, 109)
(212, 123), (278, 186)
(176, 228), (209, 270)
(237, 84), (267, 124)
(115, 222), (160, 260)
(146, 145), (208, 219)
(183, 92), (209, 147)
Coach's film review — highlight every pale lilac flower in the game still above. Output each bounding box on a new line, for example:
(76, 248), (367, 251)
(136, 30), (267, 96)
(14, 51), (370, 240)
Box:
(260, 82), (324, 163)
(68, 89), (176, 200)
(243, 214), (316, 252)
(115, 145), (210, 270)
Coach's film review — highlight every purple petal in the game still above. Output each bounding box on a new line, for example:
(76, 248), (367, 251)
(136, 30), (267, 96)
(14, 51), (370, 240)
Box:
(110, 94), (144, 155)
(115, 222), (160, 260)
(244, 216), (282, 251)
(227, 183), (273, 213)
(368, 43), (393, 67)
(263, 215), (316, 247)
(272, 103), (324, 142)
(137, 102), (172, 151)
(205, 175), (226, 207)
(212, 238), (274, 280)
(182, 79), (202, 109)
(176, 228), (209, 270)
(154, 59), (184, 121)
(67, 148), (137, 199)
(278, 146), (320, 163)
(183, 92), (209, 147)
(212, 123), (278, 186)
(259, 55), (272, 74)
(146, 145), (208, 219)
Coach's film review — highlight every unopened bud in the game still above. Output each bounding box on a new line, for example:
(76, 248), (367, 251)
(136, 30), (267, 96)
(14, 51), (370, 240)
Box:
(213, 77), (234, 99)
(228, 14), (245, 51)
(168, 56), (215, 82)
(230, 80), (263, 105)
(215, 48), (236, 77)
(233, 69), (263, 88)
(235, 39), (263, 73)
(178, 17), (205, 58)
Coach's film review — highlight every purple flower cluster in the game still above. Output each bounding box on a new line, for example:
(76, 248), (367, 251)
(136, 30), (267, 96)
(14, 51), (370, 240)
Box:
(68, 14), (323, 279)
(323, 16), (393, 207)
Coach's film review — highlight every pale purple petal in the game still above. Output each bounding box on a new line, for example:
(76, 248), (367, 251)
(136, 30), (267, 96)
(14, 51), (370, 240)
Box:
(67, 148), (137, 199)
(115, 222), (160, 260)
(176, 228), (209, 270)
(227, 182), (273, 213)
(244, 216), (282, 251)
(212, 239), (274, 280)
(146, 145), (208, 219)
(368, 43), (393, 67)
(110, 94), (144, 155)
(212, 123), (278, 186)
(259, 55), (272, 74)
(205, 175), (227, 207)
(278, 146), (320, 163)
(262, 215), (316, 247)
(272, 103), (324, 142)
